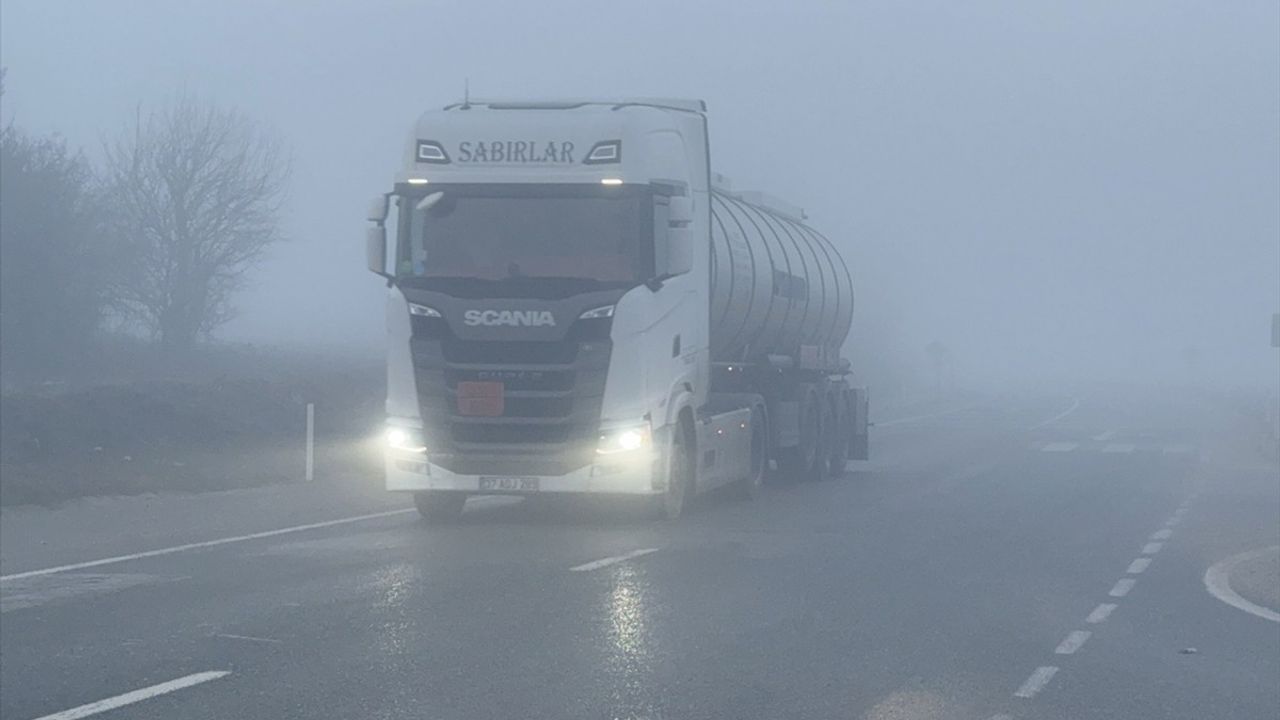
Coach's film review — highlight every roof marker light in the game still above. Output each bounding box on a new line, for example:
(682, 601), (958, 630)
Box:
(415, 140), (451, 164)
(584, 140), (622, 164)
(406, 178), (429, 185)
(600, 178), (623, 186)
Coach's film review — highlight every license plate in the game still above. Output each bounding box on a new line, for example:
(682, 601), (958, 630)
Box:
(478, 476), (540, 492)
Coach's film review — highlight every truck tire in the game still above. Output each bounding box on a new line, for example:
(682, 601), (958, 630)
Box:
(733, 404), (768, 500)
(777, 386), (821, 483)
(414, 491), (466, 523)
(649, 418), (694, 521)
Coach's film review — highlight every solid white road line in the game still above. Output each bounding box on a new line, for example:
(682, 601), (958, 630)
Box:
(570, 548), (660, 572)
(1030, 398), (1080, 430)
(1041, 442), (1079, 452)
(1203, 546), (1280, 624)
(1142, 542), (1164, 555)
(1109, 578), (1137, 597)
(1092, 430), (1118, 441)
(1151, 529), (1173, 540)
(1102, 443), (1136, 454)
(1086, 603), (1117, 624)
(1013, 666), (1059, 698)
(1054, 630), (1092, 655)
(213, 633), (281, 644)
(1127, 558), (1152, 574)
(0, 509), (416, 582)
(31, 671), (230, 720)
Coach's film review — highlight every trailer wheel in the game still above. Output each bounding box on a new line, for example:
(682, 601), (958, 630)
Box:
(810, 396), (835, 481)
(777, 386), (821, 483)
(414, 492), (466, 523)
(827, 390), (851, 477)
(734, 404), (768, 500)
(849, 388), (870, 461)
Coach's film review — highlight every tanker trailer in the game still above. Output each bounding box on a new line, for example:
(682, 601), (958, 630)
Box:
(365, 98), (868, 522)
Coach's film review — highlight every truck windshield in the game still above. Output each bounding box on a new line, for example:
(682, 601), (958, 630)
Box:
(394, 184), (652, 295)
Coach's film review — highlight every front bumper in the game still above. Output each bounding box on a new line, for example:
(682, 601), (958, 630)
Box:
(385, 452), (659, 496)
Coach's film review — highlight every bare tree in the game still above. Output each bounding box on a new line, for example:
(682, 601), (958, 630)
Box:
(102, 96), (289, 352)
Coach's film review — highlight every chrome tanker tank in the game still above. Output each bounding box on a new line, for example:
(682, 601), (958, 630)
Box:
(709, 188), (853, 366)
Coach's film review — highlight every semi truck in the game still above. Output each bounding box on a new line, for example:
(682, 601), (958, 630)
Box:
(364, 98), (868, 521)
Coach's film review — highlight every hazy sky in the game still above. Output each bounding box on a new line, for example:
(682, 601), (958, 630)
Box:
(3, 1), (1277, 387)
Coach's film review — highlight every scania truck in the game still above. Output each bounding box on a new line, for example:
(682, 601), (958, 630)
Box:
(364, 98), (868, 521)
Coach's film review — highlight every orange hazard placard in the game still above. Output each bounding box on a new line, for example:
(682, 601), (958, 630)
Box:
(456, 381), (504, 417)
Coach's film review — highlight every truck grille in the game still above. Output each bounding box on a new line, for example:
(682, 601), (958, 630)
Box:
(410, 318), (612, 474)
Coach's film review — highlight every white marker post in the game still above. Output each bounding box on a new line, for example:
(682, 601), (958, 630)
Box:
(305, 403), (315, 482)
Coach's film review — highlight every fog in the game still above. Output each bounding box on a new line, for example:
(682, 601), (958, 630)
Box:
(3, 0), (1277, 390)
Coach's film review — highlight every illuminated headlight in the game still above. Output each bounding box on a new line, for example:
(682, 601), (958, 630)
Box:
(387, 426), (427, 454)
(408, 303), (442, 318)
(596, 422), (650, 455)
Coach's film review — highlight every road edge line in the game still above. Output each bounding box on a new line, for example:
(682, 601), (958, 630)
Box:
(1, 509), (415, 582)
(31, 670), (230, 720)
(1203, 546), (1280, 624)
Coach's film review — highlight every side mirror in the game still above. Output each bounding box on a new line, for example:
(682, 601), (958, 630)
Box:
(366, 225), (388, 277)
(668, 196), (693, 226)
(367, 195), (389, 223)
(665, 226), (693, 276)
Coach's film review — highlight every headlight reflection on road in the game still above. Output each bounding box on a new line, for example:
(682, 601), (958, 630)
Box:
(609, 564), (647, 657)
(602, 562), (663, 715)
(369, 562), (423, 660)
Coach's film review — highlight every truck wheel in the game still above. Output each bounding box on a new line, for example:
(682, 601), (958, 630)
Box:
(776, 388), (820, 483)
(649, 421), (693, 521)
(414, 491), (465, 523)
(734, 405), (768, 500)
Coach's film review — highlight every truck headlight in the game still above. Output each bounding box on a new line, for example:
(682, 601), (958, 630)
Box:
(387, 425), (427, 454)
(596, 422), (650, 455)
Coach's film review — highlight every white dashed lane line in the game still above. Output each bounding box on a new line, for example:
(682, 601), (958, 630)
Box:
(1109, 578), (1137, 597)
(1092, 430), (1118, 441)
(1054, 630), (1092, 655)
(1126, 558), (1152, 574)
(995, 494), (1193, 717)
(1102, 443), (1136, 454)
(1040, 442), (1079, 453)
(1013, 666), (1059, 698)
(1086, 603), (1117, 624)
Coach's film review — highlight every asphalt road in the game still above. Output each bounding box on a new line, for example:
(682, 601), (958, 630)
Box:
(2, 389), (1277, 720)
